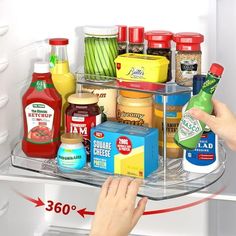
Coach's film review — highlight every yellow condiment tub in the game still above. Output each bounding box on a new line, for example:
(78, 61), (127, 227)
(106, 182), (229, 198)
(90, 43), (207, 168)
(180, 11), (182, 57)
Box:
(115, 53), (169, 83)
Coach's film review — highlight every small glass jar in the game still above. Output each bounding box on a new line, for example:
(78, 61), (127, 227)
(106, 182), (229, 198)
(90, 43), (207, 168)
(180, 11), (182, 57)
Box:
(145, 30), (173, 82)
(65, 93), (101, 161)
(57, 133), (86, 172)
(153, 93), (191, 158)
(117, 25), (127, 55)
(84, 26), (118, 78)
(117, 91), (153, 127)
(128, 26), (144, 54)
(173, 32), (204, 87)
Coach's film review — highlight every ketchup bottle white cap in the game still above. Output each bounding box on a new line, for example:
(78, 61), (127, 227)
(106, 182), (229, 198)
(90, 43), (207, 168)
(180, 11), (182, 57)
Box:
(34, 62), (50, 73)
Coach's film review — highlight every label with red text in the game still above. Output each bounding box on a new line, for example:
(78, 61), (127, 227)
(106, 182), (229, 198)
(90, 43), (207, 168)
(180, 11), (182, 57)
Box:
(65, 114), (101, 156)
(25, 103), (54, 144)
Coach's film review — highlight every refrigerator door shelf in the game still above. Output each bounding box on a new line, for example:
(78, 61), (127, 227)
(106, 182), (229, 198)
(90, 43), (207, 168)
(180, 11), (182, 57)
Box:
(9, 141), (226, 201)
(0, 25), (9, 36)
(0, 58), (9, 73)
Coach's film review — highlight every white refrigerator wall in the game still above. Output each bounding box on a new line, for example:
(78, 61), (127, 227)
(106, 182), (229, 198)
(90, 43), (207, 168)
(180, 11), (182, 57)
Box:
(1, 0), (236, 235)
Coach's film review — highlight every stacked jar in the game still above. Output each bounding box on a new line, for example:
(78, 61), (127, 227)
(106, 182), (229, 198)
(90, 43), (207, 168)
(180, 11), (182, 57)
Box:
(173, 32), (204, 87)
(116, 91), (153, 127)
(65, 93), (101, 162)
(84, 26), (118, 78)
(145, 30), (173, 82)
(117, 25), (127, 55)
(153, 93), (191, 158)
(128, 26), (144, 54)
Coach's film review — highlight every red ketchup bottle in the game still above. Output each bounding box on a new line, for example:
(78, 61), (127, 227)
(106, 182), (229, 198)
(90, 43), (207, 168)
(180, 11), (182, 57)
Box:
(22, 62), (62, 158)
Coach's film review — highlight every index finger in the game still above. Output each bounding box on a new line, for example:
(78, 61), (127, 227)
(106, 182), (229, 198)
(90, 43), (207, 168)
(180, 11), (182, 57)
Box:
(98, 176), (113, 201)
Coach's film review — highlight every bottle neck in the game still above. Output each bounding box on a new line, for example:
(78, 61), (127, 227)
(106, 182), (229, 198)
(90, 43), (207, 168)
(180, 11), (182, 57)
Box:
(31, 72), (54, 90)
(199, 72), (220, 98)
(50, 45), (69, 73)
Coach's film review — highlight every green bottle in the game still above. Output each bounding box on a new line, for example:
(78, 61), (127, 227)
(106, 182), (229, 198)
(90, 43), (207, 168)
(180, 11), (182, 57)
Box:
(174, 63), (224, 150)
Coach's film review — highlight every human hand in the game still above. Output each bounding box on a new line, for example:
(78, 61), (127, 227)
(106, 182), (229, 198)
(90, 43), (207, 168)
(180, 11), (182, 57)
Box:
(188, 99), (236, 151)
(90, 177), (148, 236)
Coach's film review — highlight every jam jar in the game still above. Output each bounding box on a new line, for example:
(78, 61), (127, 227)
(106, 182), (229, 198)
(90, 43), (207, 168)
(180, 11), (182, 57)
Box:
(65, 93), (101, 161)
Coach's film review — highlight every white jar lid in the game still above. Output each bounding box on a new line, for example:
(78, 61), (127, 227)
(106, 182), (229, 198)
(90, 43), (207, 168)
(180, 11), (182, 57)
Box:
(84, 25), (118, 36)
(34, 62), (50, 73)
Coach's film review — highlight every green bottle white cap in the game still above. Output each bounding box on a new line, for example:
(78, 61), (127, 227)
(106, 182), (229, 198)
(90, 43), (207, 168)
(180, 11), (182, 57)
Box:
(34, 62), (50, 73)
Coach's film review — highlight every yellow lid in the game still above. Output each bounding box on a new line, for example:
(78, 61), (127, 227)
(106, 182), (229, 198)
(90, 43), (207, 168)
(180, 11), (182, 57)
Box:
(68, 93), (98, 105)
(61, 133), (83, 144)
(119, 90), (152, 98)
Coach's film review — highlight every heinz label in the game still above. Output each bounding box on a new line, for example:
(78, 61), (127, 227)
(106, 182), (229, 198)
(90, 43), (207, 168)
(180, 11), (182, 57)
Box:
(25, 103), (54, 144)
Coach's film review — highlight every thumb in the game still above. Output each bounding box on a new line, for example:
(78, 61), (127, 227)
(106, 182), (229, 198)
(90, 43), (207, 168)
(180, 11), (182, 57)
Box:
(188, 108), (217, 130)
(131, 197), (148, 228)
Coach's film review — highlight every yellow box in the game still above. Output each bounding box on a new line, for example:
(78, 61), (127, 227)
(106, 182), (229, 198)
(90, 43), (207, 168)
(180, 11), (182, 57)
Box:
(115, 53), (169, 83)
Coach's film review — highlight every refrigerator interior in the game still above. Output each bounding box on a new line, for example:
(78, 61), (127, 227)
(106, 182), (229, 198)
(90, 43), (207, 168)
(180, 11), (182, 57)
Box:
(0, 0), (236, 235)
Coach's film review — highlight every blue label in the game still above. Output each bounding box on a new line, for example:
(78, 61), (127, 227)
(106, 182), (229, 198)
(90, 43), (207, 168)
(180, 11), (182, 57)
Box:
(57, 146), (86, 172)
(185, 131), (216, 166)
(166, 111), (177, 118)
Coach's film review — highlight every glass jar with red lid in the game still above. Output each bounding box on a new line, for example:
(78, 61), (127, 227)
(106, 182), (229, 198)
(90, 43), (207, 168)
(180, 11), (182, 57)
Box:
(128, 26), (144, 54)
(145, 30), (173, 82)
(65, 93), (101, 161)
(117, 25), (127, 55)
(173, 32), (204, 87)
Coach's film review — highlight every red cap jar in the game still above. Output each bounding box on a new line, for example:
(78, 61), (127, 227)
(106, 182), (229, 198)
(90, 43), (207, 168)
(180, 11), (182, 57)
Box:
(173, 32), (204, 87)
(128, 26), (144, 54)
(145, 30), (173, 81)
(117, 25), (127, 55)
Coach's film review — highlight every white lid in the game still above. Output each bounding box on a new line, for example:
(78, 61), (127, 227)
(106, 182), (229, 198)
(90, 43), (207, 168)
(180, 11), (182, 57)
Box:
(84, 25), (118, 36)
(34, 62), (50, 73)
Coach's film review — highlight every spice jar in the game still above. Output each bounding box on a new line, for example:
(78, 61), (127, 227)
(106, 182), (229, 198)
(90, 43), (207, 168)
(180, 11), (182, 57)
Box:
(57, 133), (86, 172)
(84, 26), (118, 78)
(145, 30), (173, 82)
(173, 32), (204, 87)
(117, 25), (127, 55)
(153, 93), (191, 158)
(128, 26), (144, 54)
(117, 91), (153, 127)
(65, 93), (101, 161)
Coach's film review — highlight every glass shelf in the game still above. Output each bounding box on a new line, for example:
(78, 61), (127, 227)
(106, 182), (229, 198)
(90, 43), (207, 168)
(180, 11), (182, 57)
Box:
(75, 73), (192, 95)
(11, 142), (226, 201)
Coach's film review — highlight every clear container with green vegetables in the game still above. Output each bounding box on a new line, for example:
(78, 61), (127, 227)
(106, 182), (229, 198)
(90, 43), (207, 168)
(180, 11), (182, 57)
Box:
(84, 26), (118, 79)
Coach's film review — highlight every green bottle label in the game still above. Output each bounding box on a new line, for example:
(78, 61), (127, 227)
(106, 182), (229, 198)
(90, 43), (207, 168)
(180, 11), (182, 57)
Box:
(178, 112), (203, 141)
(30, 81), (54, 91)
(202, 76), (220, 94)
(49, 54), (58, 68)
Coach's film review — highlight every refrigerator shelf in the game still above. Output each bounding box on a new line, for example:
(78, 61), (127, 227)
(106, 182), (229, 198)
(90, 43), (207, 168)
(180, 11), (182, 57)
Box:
(75, 73), (192, 95)
(11, 142), (226, 201)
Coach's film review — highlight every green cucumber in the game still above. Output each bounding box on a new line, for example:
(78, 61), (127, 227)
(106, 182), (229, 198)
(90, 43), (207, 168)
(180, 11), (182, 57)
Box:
(99, 38), (113, 76)
(85, 37), (95, 74)
(94, 38), (107, 77)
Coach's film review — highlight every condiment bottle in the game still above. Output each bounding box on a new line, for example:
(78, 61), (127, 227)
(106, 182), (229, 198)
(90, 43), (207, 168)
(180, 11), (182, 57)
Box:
(57, 133), (86, 172)
(154, 92), (191, 158)
(117, 91), (153, 127)
(173, 32), (204, 87)
(128, 26), (144, 54)
(84, 26), (118, 78)
(65, 93), (101, 161)
(145, 30), (173, 82)
(22, 62), (62, 158)
(174, 63), (224, 150)
(117, 25), (127, 55)
(183, 74), (219, 173)
(49, 38), (75, 130)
